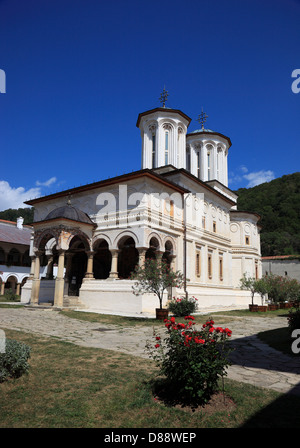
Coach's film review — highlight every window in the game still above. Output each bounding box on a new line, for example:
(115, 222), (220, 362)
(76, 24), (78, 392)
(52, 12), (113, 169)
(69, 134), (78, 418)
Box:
(208, 251), (212, 279)
(245, 236), (250, 245)
(213, 221), (216, 233)
(197, 152), (200, 178)
(152, 133), (156, 168)
(202, 216), (206, 229)
(219, 254), (223, 281)
(186, 147), (191, 171)
(255, 260), (259, 279)
(207, 150), (211, 180)
(196, 251), (201, 277)
(165, 130), (169, 165)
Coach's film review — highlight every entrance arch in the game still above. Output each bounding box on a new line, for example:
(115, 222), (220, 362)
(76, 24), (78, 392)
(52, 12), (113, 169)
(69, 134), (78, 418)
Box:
(117, 236), (139, 279)
(67, 235), (89, 296)
(93, 239), (111, 279)
(146, 236), (160, 261)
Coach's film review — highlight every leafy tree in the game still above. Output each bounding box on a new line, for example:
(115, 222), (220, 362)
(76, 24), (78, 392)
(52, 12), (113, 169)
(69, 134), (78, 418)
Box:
(131, 259), (184, 309)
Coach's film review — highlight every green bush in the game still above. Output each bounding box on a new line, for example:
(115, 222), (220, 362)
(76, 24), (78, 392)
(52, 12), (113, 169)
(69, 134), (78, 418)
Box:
(147, 316), (232, 408)
(168, 295), (198, 316)
(288, 304), (300, 333)
(4, 288), (19, 301)
(0, 339), (31, 382)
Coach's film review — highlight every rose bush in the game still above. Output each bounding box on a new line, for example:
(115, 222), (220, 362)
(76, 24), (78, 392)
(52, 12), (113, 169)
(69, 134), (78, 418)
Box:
(146, 316), (232, 407)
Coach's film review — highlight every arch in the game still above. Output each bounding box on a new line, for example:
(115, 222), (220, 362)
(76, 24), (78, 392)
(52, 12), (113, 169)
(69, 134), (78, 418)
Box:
(163, 236), (176, 254)
(114, 230), (139, 249)
(35, 229), (59, 252)
(45, 237), (57, 254)
(146, 232), (162, 251)
(93, 238), (111, 280)
(5, 275), (18, 293)
(145, 235), (160, 261)
(117, 236), (138, 279)
(68, 234), (90, 252)
(92, 233), (112, 249)
(66, 230), (91, 252)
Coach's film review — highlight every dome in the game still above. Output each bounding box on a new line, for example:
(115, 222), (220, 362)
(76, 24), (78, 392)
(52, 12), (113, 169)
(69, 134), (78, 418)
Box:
(45, 203), (94, 225)
(189, 128), (215, 134)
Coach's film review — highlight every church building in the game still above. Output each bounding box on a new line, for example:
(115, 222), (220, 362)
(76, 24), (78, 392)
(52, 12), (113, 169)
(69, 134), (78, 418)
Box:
(21, 94), (262, 315)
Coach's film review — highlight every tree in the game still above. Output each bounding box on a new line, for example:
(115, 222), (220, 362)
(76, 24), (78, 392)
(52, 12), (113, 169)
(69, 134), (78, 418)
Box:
(131, 258), (184, 309)
(239, 274), (257, 305)
(254, 276), (270, 305)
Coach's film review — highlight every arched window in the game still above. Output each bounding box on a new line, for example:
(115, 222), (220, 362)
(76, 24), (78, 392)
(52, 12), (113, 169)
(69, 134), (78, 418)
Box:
(163, 124), (172, 165)
(206, 145), (213, 180)
(186, 146), (191, 171)
(165, 130), (169, 164)
(197, 151), (201, 178)
(149, 125), (156, 169)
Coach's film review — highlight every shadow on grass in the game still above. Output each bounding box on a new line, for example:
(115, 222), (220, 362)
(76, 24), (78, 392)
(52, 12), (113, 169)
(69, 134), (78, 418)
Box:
(148, 376), (230, 412)
(241, 386), (300, 428)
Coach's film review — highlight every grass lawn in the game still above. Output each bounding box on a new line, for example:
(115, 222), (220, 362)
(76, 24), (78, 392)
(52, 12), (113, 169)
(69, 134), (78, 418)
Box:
(0, 325), (300, 428)
(1, 307), (300, 428)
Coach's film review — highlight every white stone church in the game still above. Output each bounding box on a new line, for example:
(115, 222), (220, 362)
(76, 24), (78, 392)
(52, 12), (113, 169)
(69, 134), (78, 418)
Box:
(21, 98), (262, 315)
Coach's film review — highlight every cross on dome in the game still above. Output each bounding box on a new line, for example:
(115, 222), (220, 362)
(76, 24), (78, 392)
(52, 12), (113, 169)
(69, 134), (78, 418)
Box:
(159, 87), (169, 108)
(197, 108), (208, 129)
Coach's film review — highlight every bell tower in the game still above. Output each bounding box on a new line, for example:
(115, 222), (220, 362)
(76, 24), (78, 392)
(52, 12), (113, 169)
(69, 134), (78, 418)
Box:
(185, 110), (232, 187)
(136, 89), (191, 170)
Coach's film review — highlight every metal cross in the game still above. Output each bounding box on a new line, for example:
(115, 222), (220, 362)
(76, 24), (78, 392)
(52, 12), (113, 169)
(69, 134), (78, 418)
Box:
(159, 87), (169, 107)
(197, 108), (208, 129)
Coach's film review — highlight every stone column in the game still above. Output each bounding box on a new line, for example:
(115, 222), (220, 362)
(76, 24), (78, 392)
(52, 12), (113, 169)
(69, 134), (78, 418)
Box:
(85, 251), (95, 279)
(31, 251), (42, 305)
(16, 283), (21, 296)
(170, 254), (177, 271)
(138, 248), (147, 267)
(109, 249), (119, 278)
(156, 251), (164, 262)
(54, 250), (65, 308)
(0, 282), (5, 296)
(29, 256), (36, 279)
(45, 255), (54, 279)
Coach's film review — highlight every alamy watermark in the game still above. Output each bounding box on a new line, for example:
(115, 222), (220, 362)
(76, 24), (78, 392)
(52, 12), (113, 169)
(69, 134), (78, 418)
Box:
(95, 186), (205, 229)
(291, 329), (300, 354)
(291, 69), (300, 93)
(0, 69), (6, 93)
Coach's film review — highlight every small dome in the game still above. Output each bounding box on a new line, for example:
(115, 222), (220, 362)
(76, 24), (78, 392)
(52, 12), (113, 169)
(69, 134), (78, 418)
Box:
(45, 203), (94, 225)
(189, 128), (215, 134)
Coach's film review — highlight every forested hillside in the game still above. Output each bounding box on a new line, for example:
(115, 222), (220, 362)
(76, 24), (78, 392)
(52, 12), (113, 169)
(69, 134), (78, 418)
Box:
(0, 207), (34, 225)
(236, 172), (300, 256)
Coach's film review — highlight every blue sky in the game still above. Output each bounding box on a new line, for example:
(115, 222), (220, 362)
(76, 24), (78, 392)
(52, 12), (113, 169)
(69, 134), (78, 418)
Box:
(0, 0), (299, 210)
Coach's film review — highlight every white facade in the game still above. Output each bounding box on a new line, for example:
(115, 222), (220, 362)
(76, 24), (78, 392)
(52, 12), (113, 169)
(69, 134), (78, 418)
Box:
(21, 104), (262, 315)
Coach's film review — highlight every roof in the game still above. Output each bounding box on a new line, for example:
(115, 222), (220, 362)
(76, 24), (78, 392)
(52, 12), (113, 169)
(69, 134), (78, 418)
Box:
(136, 107), (192, 127)
(42, 203), (95, 225)
(0, 219), (32, 246)
(158, 167), (237, 206)
(187, 128), (232, 147)
(24, 168), (190, 206)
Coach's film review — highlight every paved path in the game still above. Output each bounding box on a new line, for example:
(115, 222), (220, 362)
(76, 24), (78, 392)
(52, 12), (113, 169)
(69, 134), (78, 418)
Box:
(1, 306), (300, 396)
